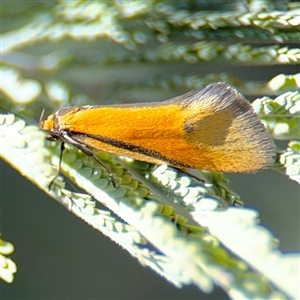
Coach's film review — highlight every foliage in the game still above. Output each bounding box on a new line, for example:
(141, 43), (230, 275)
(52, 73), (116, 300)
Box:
(0, 232), (17, 283)
(1, 1), (299, 299)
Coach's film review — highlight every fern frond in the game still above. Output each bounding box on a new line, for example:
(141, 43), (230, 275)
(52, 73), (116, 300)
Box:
(0, 232), (17, 283)
(1, 113), (297, 298)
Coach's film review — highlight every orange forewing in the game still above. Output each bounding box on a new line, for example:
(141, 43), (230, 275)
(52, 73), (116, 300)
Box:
(40, 83), (275, 173)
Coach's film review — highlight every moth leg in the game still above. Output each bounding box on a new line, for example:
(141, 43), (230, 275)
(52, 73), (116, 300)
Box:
(48, 142), (65, 190)
(62, 133), (116, 188)
(173, 167), (206, 184)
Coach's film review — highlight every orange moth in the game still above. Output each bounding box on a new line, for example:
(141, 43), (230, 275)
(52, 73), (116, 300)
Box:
(40, 82), (275, 185)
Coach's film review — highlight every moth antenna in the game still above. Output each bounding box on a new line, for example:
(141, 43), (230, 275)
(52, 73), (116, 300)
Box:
(39, 108), (45, 125)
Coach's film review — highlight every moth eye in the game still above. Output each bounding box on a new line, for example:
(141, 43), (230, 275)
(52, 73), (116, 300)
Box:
(46, 135), (58, 141)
